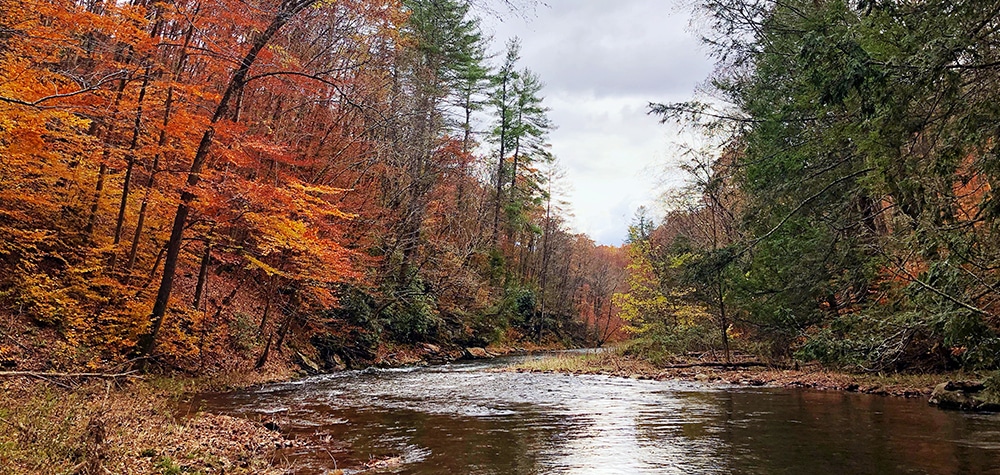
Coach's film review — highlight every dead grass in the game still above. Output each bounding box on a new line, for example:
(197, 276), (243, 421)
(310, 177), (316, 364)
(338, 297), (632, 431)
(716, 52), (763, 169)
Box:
(510, 350), (659, 377)
(0, 368), (298, 475)
(507, 350), (975, 398)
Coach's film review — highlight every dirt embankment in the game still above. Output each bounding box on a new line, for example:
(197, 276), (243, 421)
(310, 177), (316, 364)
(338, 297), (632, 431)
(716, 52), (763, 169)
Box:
(507, 351), (977, 399)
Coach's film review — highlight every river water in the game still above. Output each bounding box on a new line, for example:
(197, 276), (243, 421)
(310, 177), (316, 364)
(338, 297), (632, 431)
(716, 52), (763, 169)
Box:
(189, 355), (1000, 474)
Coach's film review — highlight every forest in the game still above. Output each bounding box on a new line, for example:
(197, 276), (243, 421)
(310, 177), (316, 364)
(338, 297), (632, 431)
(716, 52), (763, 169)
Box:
(630, 0), (1000, 374)
(5, 0), (1000, 474)
(0, 0), (626, 374)
(3, 0), (1000, 379)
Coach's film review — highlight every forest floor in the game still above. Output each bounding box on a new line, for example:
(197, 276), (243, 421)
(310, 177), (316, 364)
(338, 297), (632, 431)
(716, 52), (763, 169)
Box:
(0, 368), (307, 475)
(505, 350), (982, 398)
(0, 309), (316, 474)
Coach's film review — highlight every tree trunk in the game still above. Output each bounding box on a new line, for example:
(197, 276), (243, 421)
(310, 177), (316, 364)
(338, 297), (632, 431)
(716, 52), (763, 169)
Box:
(254, 332), (274, 369)
(491, 73), (510, 246)
(128, 24), (194, 274)
(257, 276), (276, 333)
(274, 313), (294, 354)
(112, 69), (151, 266)
(537, 184), (554, 343)
(718, 276), (730, 364)
(85, 74), (129, 238)
(510, 108), (522, 192)
(84, 163), (108, 237)
(138, 2), (315, 358)
(192, 239), (211, 310)
(462, 96), (473, 155)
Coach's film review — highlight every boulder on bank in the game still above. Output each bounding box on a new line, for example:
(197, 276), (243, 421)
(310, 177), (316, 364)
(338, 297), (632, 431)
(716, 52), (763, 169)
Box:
(295, 351), (322, 375)
(324, 352), (346, 371)
(422, 343), (441, 354)
(929, 381), (1000, 412)
(463, 347), (494, 359)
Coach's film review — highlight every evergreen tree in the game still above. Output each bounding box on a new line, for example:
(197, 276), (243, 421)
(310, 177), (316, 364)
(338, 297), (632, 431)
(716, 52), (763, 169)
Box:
(487, 39), (553, 243)
(651, 0), (1000, 369)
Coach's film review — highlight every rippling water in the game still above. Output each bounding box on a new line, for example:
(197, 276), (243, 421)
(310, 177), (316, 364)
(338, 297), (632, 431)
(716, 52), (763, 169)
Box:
(187, 355), (1000, 474)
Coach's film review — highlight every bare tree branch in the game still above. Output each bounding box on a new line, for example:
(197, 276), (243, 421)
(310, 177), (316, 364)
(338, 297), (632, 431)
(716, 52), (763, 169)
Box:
(0, 70), (127, 108)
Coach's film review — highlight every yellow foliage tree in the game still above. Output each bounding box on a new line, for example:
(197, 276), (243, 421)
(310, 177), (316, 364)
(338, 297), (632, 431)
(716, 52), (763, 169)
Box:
(612, 242), (671, 334)
(613, 242), (712, 339)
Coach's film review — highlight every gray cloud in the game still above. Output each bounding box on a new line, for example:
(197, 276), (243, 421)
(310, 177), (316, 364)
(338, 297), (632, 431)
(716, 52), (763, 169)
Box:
(486, 1), (712, 98)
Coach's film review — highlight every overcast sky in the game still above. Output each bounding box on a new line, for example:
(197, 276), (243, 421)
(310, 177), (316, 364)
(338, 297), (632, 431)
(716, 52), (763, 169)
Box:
(473, 0), (714, 245)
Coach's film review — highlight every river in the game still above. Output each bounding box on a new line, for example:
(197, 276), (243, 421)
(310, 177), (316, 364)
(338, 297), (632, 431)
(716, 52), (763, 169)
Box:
(188, 355), (1000, 474)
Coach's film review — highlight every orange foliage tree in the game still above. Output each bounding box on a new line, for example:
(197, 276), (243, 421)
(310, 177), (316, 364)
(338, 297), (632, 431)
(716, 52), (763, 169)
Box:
(1, 0), (623, 371)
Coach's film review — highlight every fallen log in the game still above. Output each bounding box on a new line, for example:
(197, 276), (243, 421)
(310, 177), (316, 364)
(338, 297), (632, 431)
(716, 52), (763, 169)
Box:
(659, 361), (784, 370)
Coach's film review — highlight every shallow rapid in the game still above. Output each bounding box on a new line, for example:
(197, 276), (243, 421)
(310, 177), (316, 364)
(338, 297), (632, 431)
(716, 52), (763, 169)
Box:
(188, 355), (1000, 474)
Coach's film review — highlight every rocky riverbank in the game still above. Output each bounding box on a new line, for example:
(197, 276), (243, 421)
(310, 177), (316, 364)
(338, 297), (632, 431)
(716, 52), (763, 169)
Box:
(0, 340), (560, 474)
(352, 341), (556, 369)
(505, 350), (992, 402)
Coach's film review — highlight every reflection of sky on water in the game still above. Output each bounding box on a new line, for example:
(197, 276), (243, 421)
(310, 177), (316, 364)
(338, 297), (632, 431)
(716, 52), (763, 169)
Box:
(538, 380), (726, 474)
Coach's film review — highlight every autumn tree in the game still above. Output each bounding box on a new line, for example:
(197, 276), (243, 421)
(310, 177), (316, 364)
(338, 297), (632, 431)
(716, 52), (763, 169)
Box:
(578, 245), (628, 347)
(0, 0), (612, 372)
(140, 0), (357, 357)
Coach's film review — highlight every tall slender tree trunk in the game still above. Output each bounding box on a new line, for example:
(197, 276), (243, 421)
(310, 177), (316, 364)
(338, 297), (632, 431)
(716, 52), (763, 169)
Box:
(257, 285), (274, 334)
(254, 332), (274, 369)
(510, 109), (522, 192)
(111, 69), (151, 268)
(710, 200), (730, 363)
(274, 313), (294, 354)
(462, 97), (474, 155)
(491, 74), (510, 246)
(85, 163), (108, 237)
(85, 77), (129, 237)
(128, 52), (188, 273)
(537, 189), (553, 343)
(397, 96), (434, 284)
(127, 150), (159, 274)
(192, 239), (211, 310)
(718, 278), (730, 364)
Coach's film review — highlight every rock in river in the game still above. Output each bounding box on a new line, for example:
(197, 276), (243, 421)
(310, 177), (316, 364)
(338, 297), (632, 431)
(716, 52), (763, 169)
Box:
(422, 343), (441, 354)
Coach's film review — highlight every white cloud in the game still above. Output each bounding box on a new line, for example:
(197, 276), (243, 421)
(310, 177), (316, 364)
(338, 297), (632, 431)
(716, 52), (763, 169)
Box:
(476, 0), (713, 245)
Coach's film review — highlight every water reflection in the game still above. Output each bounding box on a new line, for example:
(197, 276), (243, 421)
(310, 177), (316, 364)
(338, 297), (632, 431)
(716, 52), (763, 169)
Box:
(700, 390), (1000, 475)
(188, 359), (1000, 474)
